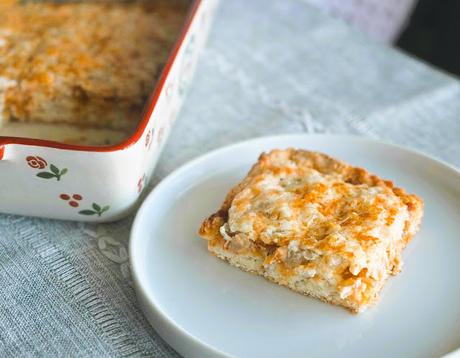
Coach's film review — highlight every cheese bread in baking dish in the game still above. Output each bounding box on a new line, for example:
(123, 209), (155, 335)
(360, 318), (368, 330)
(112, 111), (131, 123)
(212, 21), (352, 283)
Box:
(199, 149), (423, 313)
(0, 1), (184, 131)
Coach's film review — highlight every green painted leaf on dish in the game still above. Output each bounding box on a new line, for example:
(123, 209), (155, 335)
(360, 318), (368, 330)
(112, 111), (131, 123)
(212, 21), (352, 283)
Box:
(79, 210), (96, 215)
(50, 164), (59, 175)
(36, 172), (55, 179)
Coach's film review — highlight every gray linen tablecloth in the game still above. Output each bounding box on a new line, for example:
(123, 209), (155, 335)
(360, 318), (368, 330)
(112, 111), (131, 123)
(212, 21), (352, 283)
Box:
(1, 0), (459, 356)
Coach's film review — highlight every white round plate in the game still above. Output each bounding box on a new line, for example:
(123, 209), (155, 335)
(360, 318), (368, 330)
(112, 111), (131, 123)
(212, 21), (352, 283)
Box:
(130, 134), (460, 358)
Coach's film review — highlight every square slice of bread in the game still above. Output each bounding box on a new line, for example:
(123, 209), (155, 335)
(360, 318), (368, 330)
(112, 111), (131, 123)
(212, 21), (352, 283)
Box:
(0, 2), (184, 130)
(199, 149), (424, 313)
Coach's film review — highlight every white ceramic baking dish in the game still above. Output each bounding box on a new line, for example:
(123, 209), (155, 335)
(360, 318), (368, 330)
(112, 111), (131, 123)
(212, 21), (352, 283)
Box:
(0, 0), (218, 222)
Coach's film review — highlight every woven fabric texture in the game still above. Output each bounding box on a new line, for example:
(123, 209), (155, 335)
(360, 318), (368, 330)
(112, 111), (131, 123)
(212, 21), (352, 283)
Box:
(0, 0), (458, 356)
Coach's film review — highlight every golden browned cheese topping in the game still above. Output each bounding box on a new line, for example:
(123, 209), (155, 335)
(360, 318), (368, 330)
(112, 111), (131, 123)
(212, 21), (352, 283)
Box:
(0, 2), (184, 127)
(217, 150), (412, 304)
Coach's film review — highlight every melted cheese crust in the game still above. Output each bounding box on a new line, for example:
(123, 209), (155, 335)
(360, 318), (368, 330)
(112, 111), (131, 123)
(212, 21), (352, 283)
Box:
(200, 149), (423, 310)
(0, 2), (185, 129)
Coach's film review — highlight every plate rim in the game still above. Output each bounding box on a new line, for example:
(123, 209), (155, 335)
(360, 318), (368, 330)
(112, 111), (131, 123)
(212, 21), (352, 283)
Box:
(130, 133), (460, 358)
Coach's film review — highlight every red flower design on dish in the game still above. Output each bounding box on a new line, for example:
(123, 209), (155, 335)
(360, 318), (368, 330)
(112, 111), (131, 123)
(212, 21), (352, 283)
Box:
(145, 130), (151, 148)
(60, 193), (83, 207)
(145, 128), (155, 151)
(26, 156), (47, 169)
(138, 174), (147, 193)
(165, 82), (174, 100)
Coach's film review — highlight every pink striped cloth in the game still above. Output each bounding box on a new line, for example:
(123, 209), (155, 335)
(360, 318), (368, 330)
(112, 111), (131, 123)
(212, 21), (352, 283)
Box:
(302, 0), (418, 43)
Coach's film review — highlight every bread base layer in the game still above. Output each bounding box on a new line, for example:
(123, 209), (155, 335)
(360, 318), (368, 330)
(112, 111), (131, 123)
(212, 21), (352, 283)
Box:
(208, 243), (376, 313)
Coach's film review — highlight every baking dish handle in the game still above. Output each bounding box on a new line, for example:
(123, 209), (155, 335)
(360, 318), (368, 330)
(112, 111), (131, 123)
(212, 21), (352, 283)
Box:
(0, 143), (14, 161)
(0, 145), (6, 160)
